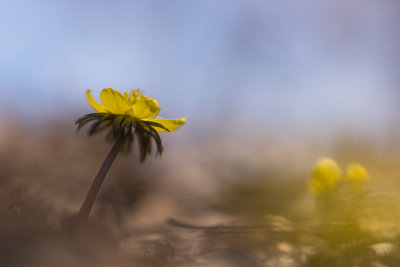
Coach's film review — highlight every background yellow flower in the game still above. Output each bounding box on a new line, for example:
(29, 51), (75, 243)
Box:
(309, 157), (343, 194)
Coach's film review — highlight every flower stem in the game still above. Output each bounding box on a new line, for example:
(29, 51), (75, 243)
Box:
(77, 134), (126, 221)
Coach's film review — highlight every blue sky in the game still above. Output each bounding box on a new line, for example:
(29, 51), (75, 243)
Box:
(1, 0), (399, 135)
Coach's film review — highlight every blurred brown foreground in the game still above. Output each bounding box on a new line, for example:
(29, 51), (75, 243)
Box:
(1, 116), (400, 266)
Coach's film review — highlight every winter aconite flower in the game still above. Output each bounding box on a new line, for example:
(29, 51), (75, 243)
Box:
(346, 163), (370, 192)
(346, 163), (369, 182)
(75, 88), (186, 221)
(76, 88), (186, 161)
(309, 158), (343, 194)
(86, 88), (186, 132)
(309, 158), (370, 195)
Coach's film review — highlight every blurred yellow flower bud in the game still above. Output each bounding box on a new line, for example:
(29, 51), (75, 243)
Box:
(309, 157), (343, 194)
(346, 163), (369, 182)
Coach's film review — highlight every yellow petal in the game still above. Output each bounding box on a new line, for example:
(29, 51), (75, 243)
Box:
(133, 96), (160, 119)
(141, 99), (160, 119)
(100, 88), (133, 115)
(132, 97), (149, 117)
(309, 157), (343, 194)
(86, 89), (107, 112)
(347, 163), (369, 182)
(144, 118), (186, 132)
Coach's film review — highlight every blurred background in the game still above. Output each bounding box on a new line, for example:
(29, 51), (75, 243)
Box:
(1, 0), (400, 266)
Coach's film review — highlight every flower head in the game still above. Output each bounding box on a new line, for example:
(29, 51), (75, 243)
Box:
(309, 157), (343, 194)
(76, 88), (186, 161)
(309, 157), (371, 195)
(346, 163), (369, 182)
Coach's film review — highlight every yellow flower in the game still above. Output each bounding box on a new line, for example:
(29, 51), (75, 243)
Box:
(86, 88), (186, 132)
(309, 157), (343, 194)
(309, 158), (371, 196)
(345, 163), (370, 192)
(76, 88), (186, 161)
(346, 163), (369, 182)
